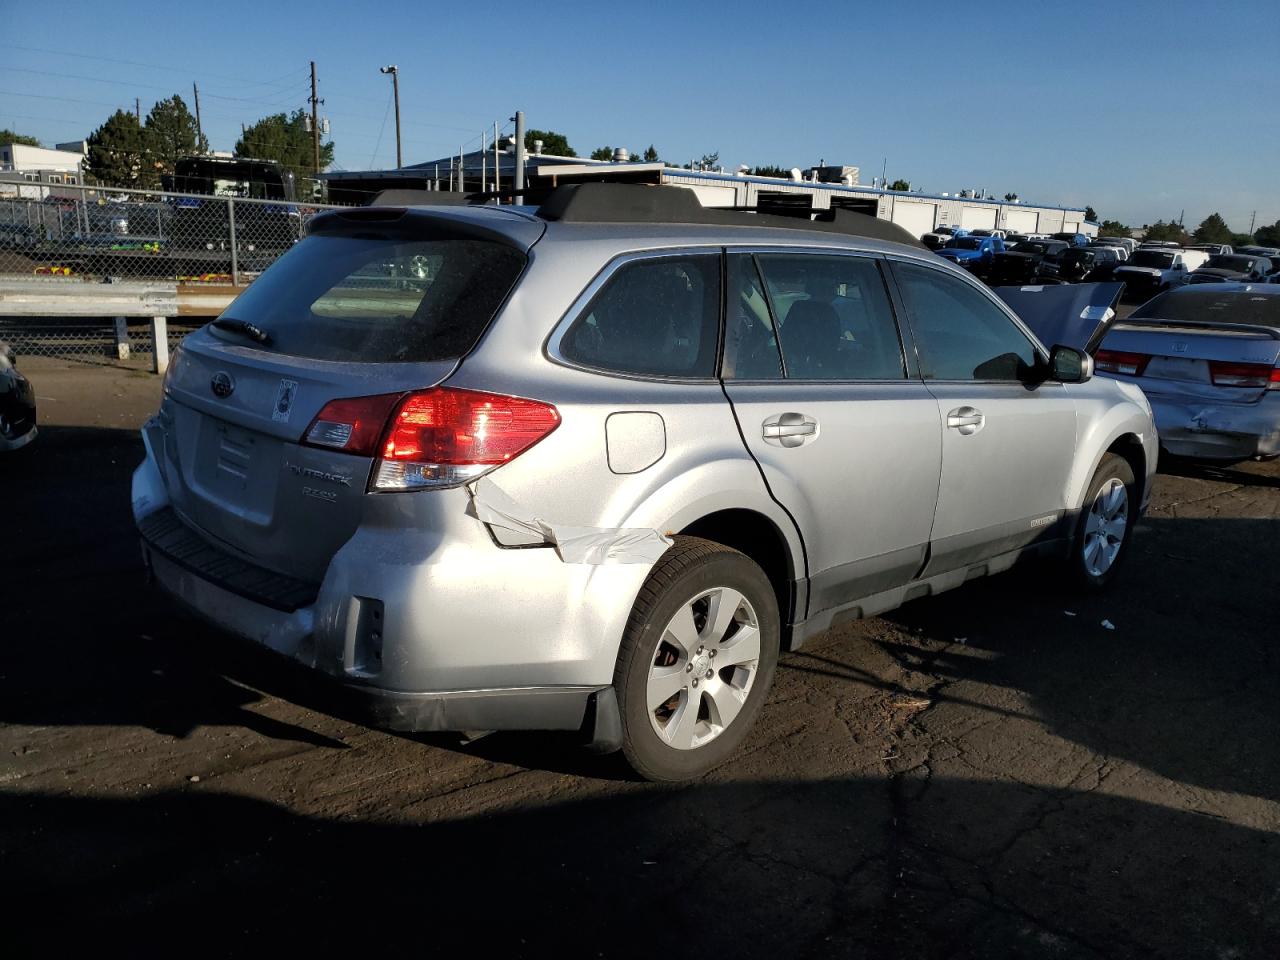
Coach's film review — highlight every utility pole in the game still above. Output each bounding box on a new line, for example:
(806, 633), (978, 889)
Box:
(135, 97), (141, 122)
(1249, 210), (1257, 236)
(379, 65), (401, 168)
(481, 129), (486, 194)
(192, 82), (204, 152)
(458, 145), (464, 192)
(512, 110), (525, 204)
(493, 120), (500, 197)
(309, 61), (322, 176)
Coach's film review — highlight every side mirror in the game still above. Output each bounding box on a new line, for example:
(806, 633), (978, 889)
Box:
(1049, 344), (1092, 383)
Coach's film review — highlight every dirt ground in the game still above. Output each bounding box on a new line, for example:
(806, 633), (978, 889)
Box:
(3, 357), (1278, 958)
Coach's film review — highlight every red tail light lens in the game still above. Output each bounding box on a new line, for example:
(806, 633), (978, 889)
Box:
(1208, 360), (1275, 388)
(303, 392), (403, 456)
(1270, 367), (1280, 391)
(1094, 349), (1152, 377)
(304, 387), (560, 490)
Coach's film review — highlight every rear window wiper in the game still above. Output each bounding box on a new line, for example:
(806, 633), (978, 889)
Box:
(211, 317), (271, 344)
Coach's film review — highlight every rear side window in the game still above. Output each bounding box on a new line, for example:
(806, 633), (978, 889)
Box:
(895, 261), (1039, 381)
(560, 255), (720, 377)
(753, 253), (905, 380)
(214, 234), (526, 362)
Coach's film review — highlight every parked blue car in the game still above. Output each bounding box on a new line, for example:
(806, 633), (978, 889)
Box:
(937, 234), (1006, 274)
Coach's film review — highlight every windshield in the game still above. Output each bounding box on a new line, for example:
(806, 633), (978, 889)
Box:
(1130, 290), (1280, 325)
(946, 237), (984, 249)
(1205, 255), (1257, 271)
(1130, 251), (1175, 268)
(214, 233), (527, 362)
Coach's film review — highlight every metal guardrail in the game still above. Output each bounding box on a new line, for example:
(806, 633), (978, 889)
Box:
(0, 278), (240, 372)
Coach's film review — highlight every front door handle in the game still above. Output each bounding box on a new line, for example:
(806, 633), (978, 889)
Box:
(946, 406), (985, 436)
(762, 412), (818, 448)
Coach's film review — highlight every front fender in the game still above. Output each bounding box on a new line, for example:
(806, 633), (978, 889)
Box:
(1065, 380), (1158, 511)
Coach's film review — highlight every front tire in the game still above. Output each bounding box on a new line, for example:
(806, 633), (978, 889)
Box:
(615, 537), (779, 782)
(1071, 453), (1137, 589)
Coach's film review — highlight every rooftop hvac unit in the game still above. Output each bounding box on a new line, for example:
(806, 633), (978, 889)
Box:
(612, 147), (630, 162)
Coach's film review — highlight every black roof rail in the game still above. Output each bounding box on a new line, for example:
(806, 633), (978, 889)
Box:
(536, 183), (925, 248)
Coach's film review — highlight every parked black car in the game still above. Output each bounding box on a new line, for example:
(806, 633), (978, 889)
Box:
(0, 342), (37, 452)
(1058, 246), (1121, 283)
(988, 239), (1071, 284)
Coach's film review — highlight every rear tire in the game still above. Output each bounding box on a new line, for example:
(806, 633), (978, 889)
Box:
(1070, 453), (1137, 589)
(614, 536), (779, 782)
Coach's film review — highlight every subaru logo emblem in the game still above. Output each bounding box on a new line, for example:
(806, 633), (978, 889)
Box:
(211, 371), (235, 398)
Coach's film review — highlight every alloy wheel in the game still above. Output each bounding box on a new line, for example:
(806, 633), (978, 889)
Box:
(1083, 478), (1129, 576)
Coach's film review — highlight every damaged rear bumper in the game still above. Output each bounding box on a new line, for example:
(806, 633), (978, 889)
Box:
(1149, 395), (1280, 461)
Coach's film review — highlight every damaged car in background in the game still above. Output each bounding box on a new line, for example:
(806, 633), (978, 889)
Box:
(0, 341), (37, 452)
(133, 183), (1156, 781)
(1095, 284), (1280, 463)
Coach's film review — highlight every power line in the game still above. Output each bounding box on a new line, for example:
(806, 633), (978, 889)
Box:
(0, 42), (310, 89)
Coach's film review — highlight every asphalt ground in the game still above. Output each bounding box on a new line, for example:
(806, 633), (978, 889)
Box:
(2, 357), (1278, 958)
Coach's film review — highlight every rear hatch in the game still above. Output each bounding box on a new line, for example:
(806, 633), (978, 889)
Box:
(153, 207), (539, 582)
(1096, 288), (1280, 405)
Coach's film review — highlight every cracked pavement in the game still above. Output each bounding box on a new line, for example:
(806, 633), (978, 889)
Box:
(3, 359), (1278, 957)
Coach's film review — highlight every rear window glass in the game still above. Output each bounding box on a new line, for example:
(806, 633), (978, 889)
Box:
(212, 234), (526, 362)
(1130, 290), (1280, 325)
(560, 255), (720, 378)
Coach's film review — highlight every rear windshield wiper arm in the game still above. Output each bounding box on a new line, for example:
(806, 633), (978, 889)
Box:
(211, 317), (271, 344)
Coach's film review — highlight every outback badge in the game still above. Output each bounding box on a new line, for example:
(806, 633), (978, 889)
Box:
(210, 371), (235, 398)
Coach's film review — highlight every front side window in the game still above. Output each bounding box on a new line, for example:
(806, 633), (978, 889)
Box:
(895, 261), (1040, 381)
(561, 255), (720, 378)
(724, 253), (905, 381)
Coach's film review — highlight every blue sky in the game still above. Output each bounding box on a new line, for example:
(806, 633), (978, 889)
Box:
(2, 0), (1276, 231)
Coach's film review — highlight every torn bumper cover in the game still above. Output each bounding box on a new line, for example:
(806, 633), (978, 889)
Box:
(1148, 395), (1280, 461)
(467, 476), (673, 565)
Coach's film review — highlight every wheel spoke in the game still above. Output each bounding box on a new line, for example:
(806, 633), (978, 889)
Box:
(1085, 509), (1103, 537)
(663, 603), (700, 657)
(647, 666), (687, 712)
(1084, 536), (1104, 570)
(717, 623), (760, 668)
(705, 587), (746, 644)
(1106, 483), (1126, 520)
(705, 680), (746, 731)
(662, 691), (699, 749)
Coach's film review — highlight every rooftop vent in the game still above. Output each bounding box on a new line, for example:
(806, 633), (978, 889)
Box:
(612, 147), (630, 163)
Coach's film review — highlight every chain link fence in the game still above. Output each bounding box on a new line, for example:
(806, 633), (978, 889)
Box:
(0, 182), (348, 285)
(0, 181), (353, 362)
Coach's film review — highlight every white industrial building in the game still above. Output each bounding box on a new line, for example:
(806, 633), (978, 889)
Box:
(0, 142), (85, 198)
(322, 150), (1094, 239)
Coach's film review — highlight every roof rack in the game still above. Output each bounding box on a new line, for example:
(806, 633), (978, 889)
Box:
(536, 183), (924, 248)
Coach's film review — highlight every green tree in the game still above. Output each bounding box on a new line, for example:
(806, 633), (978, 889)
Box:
(749, 165), (789, 178)
(590, 146), (614, 161)
(889, 179), (911, 191)
(524, 129), (575, 157)
(1004, 192), (1019, 201)
(1191, 212), (1233, 245)
(1085, 205), (1098, 222)
(144, 95), (206, 179)
(1143, 220), (1191, 244)
(642, 144), (659, 163)
(1099, 219), (1131, 237)
(0, 129), (42, 147)
(235, 110), (333, 180)
(1253, 220), (1280, 247)
(86, 109), (149, 187)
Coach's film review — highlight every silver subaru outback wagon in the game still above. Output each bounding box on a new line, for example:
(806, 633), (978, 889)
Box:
(133, 184), (1157, 781)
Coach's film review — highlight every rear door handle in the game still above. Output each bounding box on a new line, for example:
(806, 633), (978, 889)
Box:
(762, 412), (818, 448)
(946, 406), (985, 435)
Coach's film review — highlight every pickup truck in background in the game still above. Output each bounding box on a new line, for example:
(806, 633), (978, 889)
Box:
(936, 234), (1006, 276)
(920, 225), (968, 250)
(988, 238), (1070, 284)
(1187, 254), (1273, 285)
(1113, 249), (1208, 300)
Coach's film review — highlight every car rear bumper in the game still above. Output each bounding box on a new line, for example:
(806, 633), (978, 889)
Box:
(133, 436), (651, 733)
(1149, 394), (1280, 460)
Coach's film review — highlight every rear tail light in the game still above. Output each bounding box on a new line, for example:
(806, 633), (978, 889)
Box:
(1094, 349), (1151, 377)
(1208, 360), (1277, 389)
(302, 387), (560, 491)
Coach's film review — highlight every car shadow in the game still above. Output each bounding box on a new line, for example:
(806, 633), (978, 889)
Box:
(2, 778), (1276, 957)
(874, 514), (1280, 805)
(1158, 455), (1280, 488)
